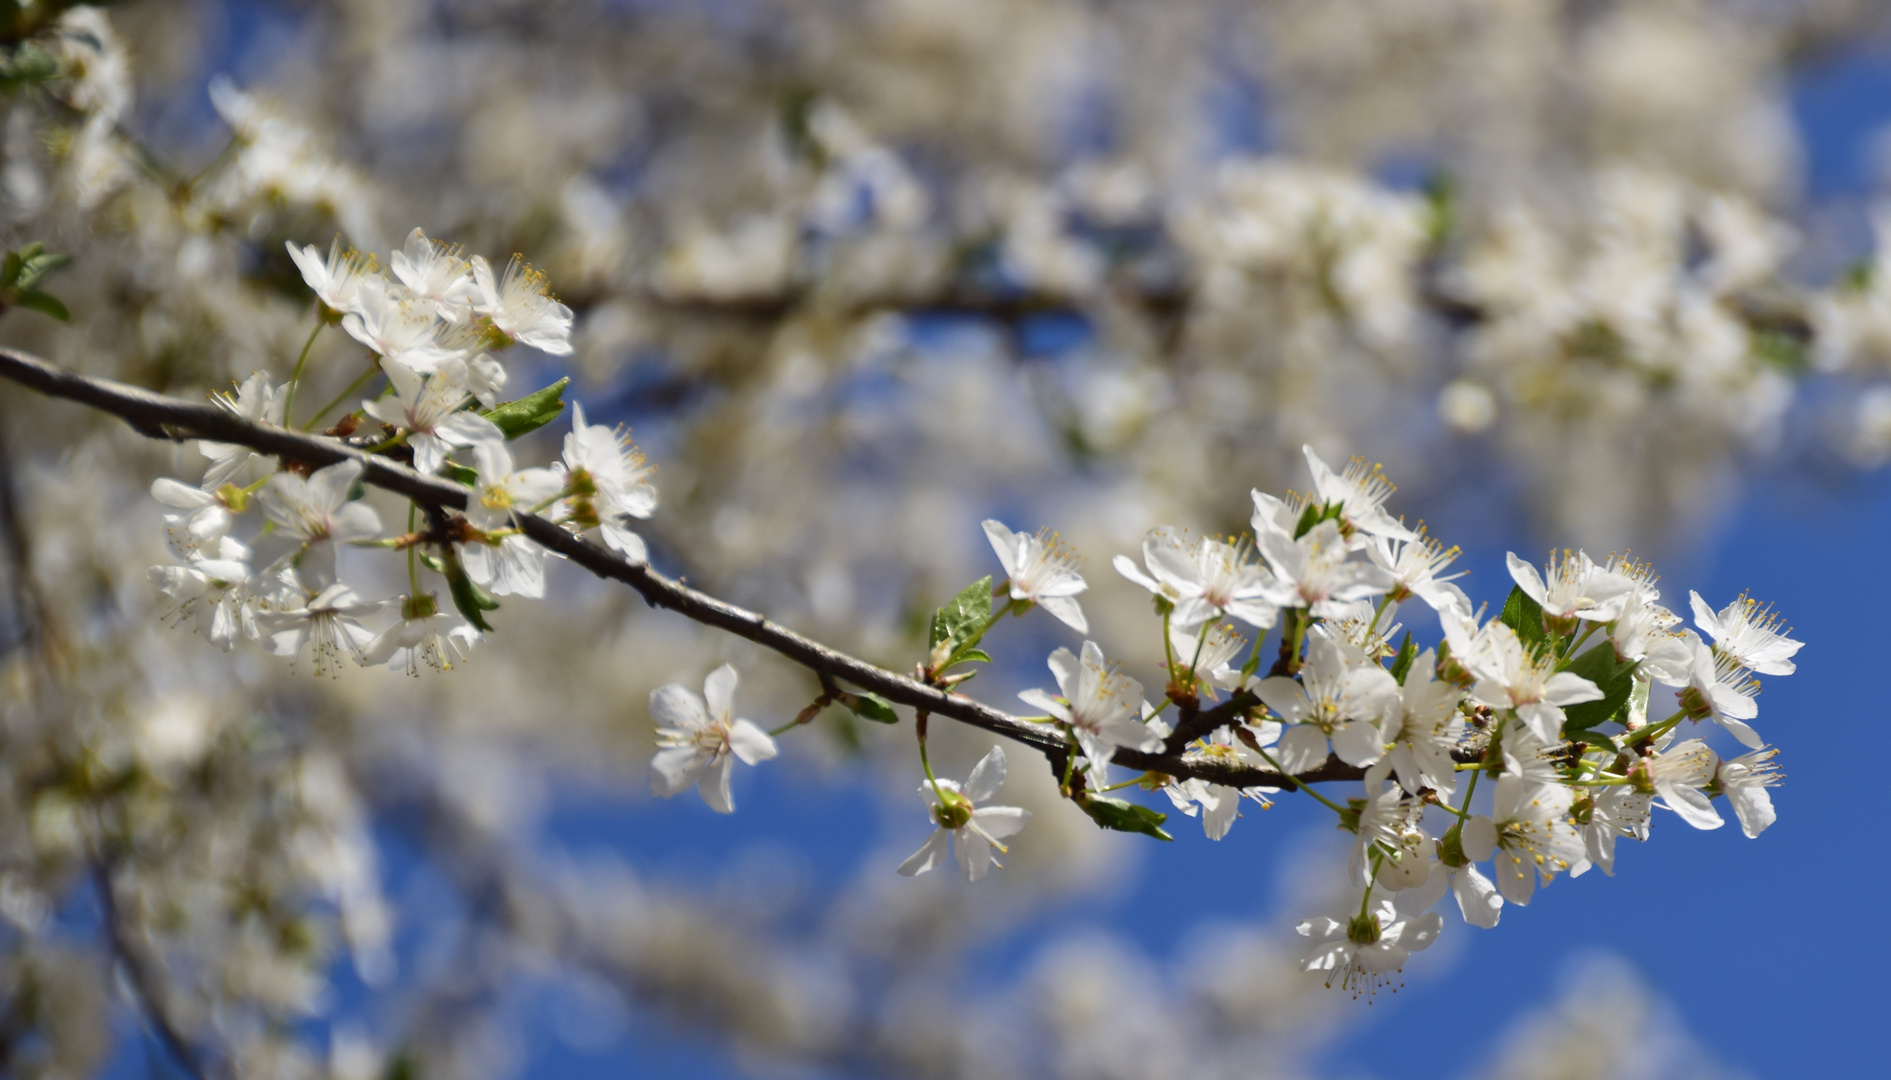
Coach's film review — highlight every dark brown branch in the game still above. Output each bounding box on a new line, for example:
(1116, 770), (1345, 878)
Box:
(0, 345), (1387, 791)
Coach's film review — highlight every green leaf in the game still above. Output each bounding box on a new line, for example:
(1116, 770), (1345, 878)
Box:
(418, 552), (447, 574)
(12, 290), (67, 322)
(1081, 795), (1173, 841)
(440, 545), (499, 632)
(441, 462), (478, 487)
(1388, 631), (1417, 684)
(928, 575), (992, 652)
(1559, 644), (1636, 734)
(480, 377), (570, 440)
(840, 692), (899, 725)
(14, 251), (71, 292)
(958, 648), (992, 664)
(1497, 585), (1550, 656)
(0, 43), (58, 88)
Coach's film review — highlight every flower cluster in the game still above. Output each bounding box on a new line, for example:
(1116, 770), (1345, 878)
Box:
(149, 229), (657, 676)
(641, 447), (1795, 1000)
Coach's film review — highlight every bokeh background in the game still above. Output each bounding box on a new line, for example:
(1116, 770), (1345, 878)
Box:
(0, 1), (1888, 1078)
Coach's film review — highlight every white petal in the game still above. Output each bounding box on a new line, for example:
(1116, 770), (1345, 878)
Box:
(703, 663), (739, 721)
(1037, 594), (1088, 634)
(896, 830), (950, 877)
(649, 684), (710, 732)
(962, 746), (1007, 803)
(971, 805), (1030, 840)
(981, 520), (1020, 578)
(726, 719), (778, 765)
(955, 830), (993, 882)
(699, 756), (736, 814)
(1275, 725), (1330, 774)
(1452, 864), (1503, 928)
(1461, 816), (1498, 862)
(649, 747), (704, 797)
(1657, 783), (1725, 831)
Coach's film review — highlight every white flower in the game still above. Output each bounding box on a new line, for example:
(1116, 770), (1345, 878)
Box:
(388, 227), (479, 321)
(149, 543), (256, 651)
(1368, 530), (1467, 615)
(465, 440), (563, 532)
(648, 664), (777, 813)
(1300, 445), (1416, 543)
(1381, 650), (1466, 797)
(1349, 765), (1420, 886)
(1497, 719), (1563, 784)
(286, 238), (376, 314)
(1608, 585), (1691, 683)
(263, 582), (385, 678)
(1257, 519), (1394, 619)
(1689, 591), (1803, 676)
(257, 459), (382, 590)
(982, 519), (1088, 633)
(1505, 550), (1635, 631)
(1717, 747), (1782, 838)
(1297, 891), (1443, 999)
(360, 356), (503, 475)
(360, 596), (480, 676)
(897, 746), (1030, 882)
(459, 440), (563, 597)
(1468, 624), (1603, 743)
(340, 278), (461, 371)
(1112, 527), (1282, 630)
(462, 534), (552, 599)
(1443, 858), (1504, 929)
(1462, 777), (1584, 905)
(151, 477), (235, 560)
(1167, 621), (1249, 693)
(1570, 786), (1652, 877)
(561, 402), (658, 563)
(1018, 640), (1159, 784)
(1672, 631), (1763, 748)
(470, 254), (574, 355)
(1257, 635), (1398, 772)
(1164, 723), (1279, 840)
(1636, 738), (1723, 831)
(199, 371), (286, 487)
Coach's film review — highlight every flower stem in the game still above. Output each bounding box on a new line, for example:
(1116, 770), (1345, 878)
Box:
(1252, 744), (1348, 815)
(1620, 707), (1688, 748)
(1161, 610), (1177, 678)
(917, 716), (949, 805)
(301, 362), (381, 431)
(406, 501), (421, 599)
(279, 317), (325, 426)
(1365, 594), (1393, 638)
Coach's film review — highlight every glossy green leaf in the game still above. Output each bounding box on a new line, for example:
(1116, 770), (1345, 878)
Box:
(480, 377), (569, 440)
(841, 692), (899, 725)
(1081, 795), (1173, 841)
(928, 575), (992, 652)
(1560, 643), (1636, 734)
(1498, 585), (1551, 655)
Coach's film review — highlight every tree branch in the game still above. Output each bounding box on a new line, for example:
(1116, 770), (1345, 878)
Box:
(91, 861), (223, 1080)
(0, 345), (1391, 791)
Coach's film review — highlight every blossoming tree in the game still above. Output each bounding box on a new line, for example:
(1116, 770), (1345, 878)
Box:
(0, 0), (1863, 1076)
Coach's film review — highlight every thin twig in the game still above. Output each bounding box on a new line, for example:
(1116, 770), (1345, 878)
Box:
(91, 862), (221, 1080)
(0, 345), (1422, 790)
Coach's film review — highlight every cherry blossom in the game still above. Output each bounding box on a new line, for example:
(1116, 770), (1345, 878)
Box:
(649, 665), (778, 813)
(898, 746), (1030, 882)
